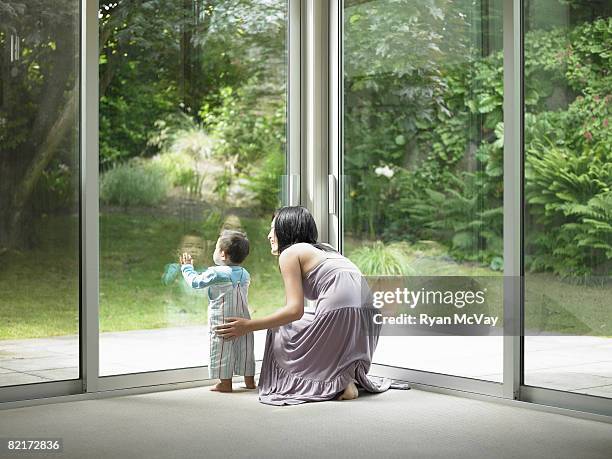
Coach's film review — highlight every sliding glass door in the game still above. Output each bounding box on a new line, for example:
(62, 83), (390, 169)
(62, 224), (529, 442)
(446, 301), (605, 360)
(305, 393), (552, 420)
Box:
(342, 0), (505, 382)
(523, 0), (612, 398)
(1, 0), (609, 417)
(0, 0), (81, 388)
(98, 0), (289, 376)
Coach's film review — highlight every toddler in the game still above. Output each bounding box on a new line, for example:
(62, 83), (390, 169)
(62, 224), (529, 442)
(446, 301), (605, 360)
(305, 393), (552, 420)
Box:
(179, 229), (255, 392)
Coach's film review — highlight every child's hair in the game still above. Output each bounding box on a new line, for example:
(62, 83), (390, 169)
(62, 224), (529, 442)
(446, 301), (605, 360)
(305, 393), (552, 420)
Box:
(218, 229), (249, 264)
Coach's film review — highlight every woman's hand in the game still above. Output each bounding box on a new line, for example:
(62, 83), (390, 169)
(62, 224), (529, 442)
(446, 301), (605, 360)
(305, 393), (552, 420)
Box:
(214, 317), (252, 339)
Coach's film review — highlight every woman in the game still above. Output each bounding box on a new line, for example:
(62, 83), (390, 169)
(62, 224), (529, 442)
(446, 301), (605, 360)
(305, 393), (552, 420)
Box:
(214, 206), (392, 405)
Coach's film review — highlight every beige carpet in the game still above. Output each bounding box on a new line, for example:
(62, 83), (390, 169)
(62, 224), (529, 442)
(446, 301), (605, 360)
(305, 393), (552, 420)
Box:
(1, 386), (611, 459)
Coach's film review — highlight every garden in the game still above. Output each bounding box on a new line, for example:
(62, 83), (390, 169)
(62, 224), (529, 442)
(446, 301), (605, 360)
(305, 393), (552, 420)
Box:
(0, 0), (609, 341)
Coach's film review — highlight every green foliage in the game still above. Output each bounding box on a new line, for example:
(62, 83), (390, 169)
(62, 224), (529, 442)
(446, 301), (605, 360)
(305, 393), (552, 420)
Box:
(200, 81), (286, 212)
(202, 209), (225, 242)
(345, 11), (611, 278)
(201, 83), (286, 168)
(32, 161), (76, 213)
(98, 0), (286, 168)
(99, 160), (169, 208)
(99, 85), (176, 167)
(246, 151), (285, 215)
(525, 142), (612, 277)
(349, 241), (416, 276)
(148, 116), (212, 197)
(153, 151), (204, 197)
(390, 171), (503, 269)
(342, 0), (476, 236)
(521, 17), (612, 277)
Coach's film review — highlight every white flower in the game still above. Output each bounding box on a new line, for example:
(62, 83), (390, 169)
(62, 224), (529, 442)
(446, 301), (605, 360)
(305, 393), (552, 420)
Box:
(374, 165), (394, 178)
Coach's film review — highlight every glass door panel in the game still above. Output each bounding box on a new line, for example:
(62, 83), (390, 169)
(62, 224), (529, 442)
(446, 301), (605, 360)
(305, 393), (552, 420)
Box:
(98, 0), (288, 375)
(342, 0), (504, 381)
(0, 1), (81, 386)
(523, 0), (612, 397)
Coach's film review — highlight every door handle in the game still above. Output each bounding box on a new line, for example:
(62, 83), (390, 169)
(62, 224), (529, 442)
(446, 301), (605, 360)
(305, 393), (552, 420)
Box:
(328, 174), (337, 214)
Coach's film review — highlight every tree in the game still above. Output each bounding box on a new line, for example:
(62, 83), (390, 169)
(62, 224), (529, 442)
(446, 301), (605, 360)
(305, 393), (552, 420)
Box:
(0, 0), (286, 249)
(0, 0), (79, 248)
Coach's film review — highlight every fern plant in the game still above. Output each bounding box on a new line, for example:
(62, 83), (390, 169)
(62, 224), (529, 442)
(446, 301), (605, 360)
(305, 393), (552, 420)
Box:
(396, 171), (503, 269)
(525, 141), (612, 277)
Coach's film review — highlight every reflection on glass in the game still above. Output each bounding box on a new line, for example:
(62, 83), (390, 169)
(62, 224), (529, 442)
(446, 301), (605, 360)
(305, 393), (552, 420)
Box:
(0, 2), (80, 386)
(98, 1), (287, 375)
(343, 0), (504, 381)
(523, 0), (612, 397)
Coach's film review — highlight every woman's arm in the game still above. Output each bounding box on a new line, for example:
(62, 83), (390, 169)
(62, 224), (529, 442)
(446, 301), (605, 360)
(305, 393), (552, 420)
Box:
(214, 247), (305, 338)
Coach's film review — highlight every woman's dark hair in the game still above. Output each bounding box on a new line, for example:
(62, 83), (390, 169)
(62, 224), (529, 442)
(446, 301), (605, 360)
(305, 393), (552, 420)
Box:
(272, 206), (339, 254)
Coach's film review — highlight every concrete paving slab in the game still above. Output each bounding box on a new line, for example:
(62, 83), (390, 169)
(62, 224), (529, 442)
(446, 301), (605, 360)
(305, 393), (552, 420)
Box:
(0, 327), (610, 398)
(25, 367), (80, 381)
(524, 371), (612, 392)
(578, 385), (612, 397)
(0, 372), (50, 386)
(0, 356), (79, 372)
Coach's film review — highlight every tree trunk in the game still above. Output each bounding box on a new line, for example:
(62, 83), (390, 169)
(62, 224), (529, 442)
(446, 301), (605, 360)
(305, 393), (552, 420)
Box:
(0, 23), (77, 250)
(8, 89), (77, 246)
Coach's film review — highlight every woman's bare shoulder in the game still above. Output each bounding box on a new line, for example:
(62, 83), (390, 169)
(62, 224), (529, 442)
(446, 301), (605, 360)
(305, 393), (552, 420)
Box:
(279, 243), (326, 274)
(280, 242), (318, 259)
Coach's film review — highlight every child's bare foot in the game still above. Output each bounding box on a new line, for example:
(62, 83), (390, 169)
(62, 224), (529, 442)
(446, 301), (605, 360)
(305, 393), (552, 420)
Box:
(243, 376), (256, 389)
(210, 379), (233, 392)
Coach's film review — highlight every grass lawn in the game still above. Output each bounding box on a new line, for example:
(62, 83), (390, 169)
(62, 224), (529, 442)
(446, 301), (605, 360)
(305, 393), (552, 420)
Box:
(0, 216), (609, 339)
(0, 212), (284, 340)
(345, 239), (611, 337)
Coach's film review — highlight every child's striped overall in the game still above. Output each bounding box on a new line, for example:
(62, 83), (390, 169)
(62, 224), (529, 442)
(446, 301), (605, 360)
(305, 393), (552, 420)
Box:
(181, 264), (255, 379)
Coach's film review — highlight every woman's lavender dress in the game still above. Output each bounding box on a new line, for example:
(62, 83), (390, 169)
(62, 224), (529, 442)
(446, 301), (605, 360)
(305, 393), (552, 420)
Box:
(257, 252), (392, 405)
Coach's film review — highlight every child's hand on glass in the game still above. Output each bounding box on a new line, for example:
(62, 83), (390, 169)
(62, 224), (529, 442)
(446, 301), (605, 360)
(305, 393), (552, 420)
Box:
(179, 252), (193, 266)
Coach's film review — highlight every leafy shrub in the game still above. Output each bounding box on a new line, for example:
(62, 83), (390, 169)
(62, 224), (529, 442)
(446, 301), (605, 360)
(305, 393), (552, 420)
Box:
(31, 161), (76, 213)
(525, 142), (612, 277)
(200, 83), (286, 171)
(148, 116), (212, 197)
(200, 81), (286, 213)
(345, 16), (611, 277)
(388, 170), (503, 269)
(349, 241), (416, 275)
(100, 161), (169, 207)
(245, 151), (285, 215)
(152, 151), (204, 197)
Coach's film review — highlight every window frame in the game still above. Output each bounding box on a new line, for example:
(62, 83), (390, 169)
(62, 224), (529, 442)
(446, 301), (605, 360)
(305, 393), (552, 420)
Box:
(2, 0), (611, 421)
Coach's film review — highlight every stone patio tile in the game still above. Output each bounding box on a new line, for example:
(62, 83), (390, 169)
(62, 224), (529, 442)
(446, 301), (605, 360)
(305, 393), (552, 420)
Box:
(98, 363), (142, 376)
(525, 350), (612, 371)
(575, 385), (612, 398)
(98, 329), (267, 375)
(1, 328), (610, 394)
(0, 372), (50, 386)
(524, 335), (612, 352)
(26, 368), (80, 381)
(0, 348), (71, 360)
(476, 361), (612, 391)
(524, 370), (612, 392)
(374, 335), (504, 380)
(0, 356), (79, 372)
